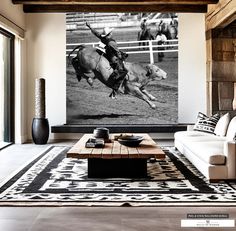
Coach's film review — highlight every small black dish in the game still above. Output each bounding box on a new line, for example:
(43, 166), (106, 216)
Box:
(118, 135), (143, 147)
(93, 128), (109, 140)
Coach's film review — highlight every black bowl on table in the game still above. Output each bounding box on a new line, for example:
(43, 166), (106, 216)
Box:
(117, 135), (143, 147)
(93, 128), (109, 140)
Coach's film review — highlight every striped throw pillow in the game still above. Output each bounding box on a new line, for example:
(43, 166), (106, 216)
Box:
(193, 112), (220, 134)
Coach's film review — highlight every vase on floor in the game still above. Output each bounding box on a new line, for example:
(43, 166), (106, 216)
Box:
(32, 78), (49, 144)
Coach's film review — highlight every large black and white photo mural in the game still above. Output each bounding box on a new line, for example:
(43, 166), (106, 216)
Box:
(66, 13), (178, 125)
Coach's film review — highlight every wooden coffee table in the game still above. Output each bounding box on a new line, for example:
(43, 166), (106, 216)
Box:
(67, 133), (165, 178)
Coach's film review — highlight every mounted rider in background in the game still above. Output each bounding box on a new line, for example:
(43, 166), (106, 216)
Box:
(86, 22), (128, 98)
(170, 15), (178, 38)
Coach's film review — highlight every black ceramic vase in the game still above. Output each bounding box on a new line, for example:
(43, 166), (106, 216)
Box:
(32, 118), (49, 144)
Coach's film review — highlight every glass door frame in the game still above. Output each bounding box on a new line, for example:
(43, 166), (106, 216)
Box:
(0, 27), (15, 143)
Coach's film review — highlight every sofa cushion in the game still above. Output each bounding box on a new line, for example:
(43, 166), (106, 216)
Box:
(226, 116), (236, 140)
(214, 113), (230, 137)
(175, 131), (226, 144)
(193, 112), (220, 134)
(175, 131), (215, 140)
(186, 141), (226, 165)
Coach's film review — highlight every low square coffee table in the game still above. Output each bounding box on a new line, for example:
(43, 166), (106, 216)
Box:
(67, 133), (165, 178)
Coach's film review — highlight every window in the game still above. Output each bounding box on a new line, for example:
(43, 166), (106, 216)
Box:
(0, 27), (15, 147)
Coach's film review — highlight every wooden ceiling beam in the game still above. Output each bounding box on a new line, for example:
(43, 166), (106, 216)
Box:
(13, 0), (219, 5)
(23, 4), (208, 13)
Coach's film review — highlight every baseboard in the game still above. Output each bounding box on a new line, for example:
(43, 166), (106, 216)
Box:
(15, 134), (28, 144)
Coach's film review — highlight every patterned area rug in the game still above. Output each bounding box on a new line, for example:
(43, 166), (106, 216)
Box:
(1, 146), (236, 206)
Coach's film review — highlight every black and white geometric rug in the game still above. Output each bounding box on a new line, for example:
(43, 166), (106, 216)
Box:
(1, 146), (236, 206)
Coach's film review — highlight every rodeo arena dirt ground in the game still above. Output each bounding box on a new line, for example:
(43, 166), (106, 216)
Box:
(66, 23), (178, 125)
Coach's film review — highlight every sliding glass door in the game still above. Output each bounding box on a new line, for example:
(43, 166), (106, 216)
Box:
(0, 28), (14, 145)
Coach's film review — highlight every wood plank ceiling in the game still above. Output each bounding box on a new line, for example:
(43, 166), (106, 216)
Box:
(12, 0), (219, 13)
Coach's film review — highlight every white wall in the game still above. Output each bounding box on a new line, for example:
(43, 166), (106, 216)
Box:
(26, 14), (66, 140)
(178, 13), (206, 123)
(26, 13), (206, 140)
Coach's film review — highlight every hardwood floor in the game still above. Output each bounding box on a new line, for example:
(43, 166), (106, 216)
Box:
(0, 207), (236, 231)
(0, 140), (235, 231)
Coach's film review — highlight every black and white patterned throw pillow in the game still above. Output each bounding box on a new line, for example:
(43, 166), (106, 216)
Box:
(193, 112), (220, 134)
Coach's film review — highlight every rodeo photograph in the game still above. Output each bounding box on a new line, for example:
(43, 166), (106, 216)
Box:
(66, 12), (178, 125)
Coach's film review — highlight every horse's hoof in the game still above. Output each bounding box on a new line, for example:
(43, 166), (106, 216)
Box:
(151, 105), (156, 109)
(110, 95), (117, 99)
(87, 78), (93, 86)
(109, 91), (117, 99)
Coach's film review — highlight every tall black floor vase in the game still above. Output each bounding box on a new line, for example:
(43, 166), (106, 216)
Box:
(32, 78), (49, 145)
(32, 118), (49, 144)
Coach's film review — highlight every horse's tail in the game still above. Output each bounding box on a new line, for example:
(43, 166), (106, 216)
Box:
(67, 45), (85, 67)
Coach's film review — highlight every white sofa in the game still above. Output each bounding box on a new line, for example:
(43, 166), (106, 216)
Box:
(174, 114), (236, 182)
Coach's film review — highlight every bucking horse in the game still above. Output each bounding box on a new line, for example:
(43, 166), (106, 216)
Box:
(68, 45), (167, 109)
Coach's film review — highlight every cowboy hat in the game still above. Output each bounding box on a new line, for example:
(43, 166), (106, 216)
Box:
(101, 27), (114, 37)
